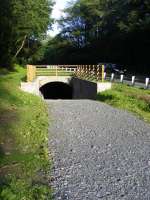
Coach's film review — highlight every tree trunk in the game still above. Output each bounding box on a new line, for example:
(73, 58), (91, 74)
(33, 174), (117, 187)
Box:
(14, 35), (27, 58)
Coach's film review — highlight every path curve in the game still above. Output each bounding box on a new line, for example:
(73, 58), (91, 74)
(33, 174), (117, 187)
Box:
(47, 100), (150, 200)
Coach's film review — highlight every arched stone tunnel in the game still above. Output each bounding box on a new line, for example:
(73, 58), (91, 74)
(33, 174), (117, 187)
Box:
(21, 77), (102, 100)
(39, 81), (73, 99)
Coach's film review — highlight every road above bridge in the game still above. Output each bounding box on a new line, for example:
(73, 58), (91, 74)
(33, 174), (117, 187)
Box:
(47, 100), (150, 200)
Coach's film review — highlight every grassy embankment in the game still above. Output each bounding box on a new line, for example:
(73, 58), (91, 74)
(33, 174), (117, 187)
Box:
(97, 83), (150, 123)
(0, 66), (52, 199)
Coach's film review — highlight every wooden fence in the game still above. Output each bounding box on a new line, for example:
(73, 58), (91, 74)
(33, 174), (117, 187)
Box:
(27, 64), (105, 82)
(26, 64), (149, 89)
(75, 65), (105, 82)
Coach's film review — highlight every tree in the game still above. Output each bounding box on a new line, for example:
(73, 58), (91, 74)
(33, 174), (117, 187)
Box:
(41, 0), (150, 73)
(0, 0), (54, 68)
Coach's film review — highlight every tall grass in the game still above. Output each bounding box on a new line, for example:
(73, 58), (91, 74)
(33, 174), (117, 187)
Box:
(0, 66), (52, 199)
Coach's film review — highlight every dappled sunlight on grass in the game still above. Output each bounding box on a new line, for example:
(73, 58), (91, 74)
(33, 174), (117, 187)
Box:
(97, 83), (150, 123)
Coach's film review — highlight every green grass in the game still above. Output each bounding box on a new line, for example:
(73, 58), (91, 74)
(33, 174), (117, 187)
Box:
(97, 83), (150, 123)
(0, 66), (52, 199)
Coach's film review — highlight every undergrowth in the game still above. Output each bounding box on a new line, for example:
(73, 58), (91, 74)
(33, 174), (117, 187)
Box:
(0, 66), (52, 199)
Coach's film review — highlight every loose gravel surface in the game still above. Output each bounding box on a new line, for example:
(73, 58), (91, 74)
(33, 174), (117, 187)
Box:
(47, 100), (150, 200)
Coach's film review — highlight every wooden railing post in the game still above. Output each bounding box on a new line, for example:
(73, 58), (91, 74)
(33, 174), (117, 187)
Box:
(89, 65), (92, 79)
(81, 65), (84, 77)
(82, 65), (84, 76)
(85, 65), (88, 75)
(96, 65), (99, 81)
(86, 65), (89, 78)
(79, 65), (81, 77)
(94, 65), (97, 80)
(102, 64), (105, 82)
(82, 65), (84, 77)
(56, 65), (58, 77)
(80, 65), (82, 77)
(99, 66), (102, 80)
(92, 65), (95, 79)
(77, 65), (79, 76)
(88, 65), (90, 79)
(27, 65), (36, 82)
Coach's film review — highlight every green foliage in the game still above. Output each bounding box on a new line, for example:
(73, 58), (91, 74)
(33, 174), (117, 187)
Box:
(1, 177), (52, 200)
(41, 0), (150, 73)
(0, 0), (54, 67)
(97, 84), (150, 123)
(42, 36), (74, 64)
(0, 66), (52, 199)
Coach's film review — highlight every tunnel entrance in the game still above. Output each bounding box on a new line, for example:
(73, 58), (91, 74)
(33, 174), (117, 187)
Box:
(40, 82), (73, 99)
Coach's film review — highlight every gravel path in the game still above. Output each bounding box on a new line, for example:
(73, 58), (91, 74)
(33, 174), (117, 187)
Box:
(47, 100), (150, 200)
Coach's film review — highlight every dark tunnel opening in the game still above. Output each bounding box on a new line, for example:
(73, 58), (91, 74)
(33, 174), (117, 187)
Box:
(39, 82), (73, 99)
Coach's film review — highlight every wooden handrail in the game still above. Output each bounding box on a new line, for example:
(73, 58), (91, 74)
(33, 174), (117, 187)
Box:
(27, 64), (104, 82)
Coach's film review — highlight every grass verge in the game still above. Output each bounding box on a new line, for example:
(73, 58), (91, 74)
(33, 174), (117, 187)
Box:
(0, 66), (52, 199)
(97, 83), (150, 123)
